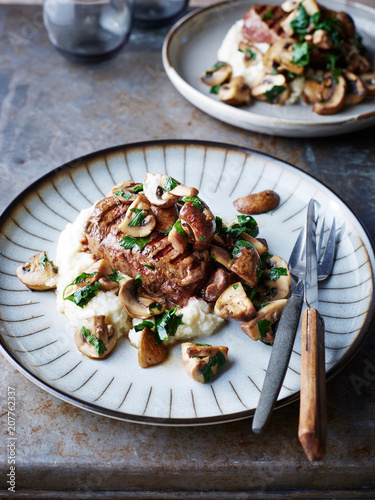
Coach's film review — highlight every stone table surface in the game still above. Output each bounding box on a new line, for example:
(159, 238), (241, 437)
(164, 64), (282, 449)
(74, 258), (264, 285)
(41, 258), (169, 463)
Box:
(0, 2), (375, 499)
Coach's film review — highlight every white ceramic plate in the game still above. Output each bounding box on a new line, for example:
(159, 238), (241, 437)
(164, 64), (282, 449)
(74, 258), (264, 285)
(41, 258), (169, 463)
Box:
(162, 0), (375, 138)
(0, 141), (374, 425)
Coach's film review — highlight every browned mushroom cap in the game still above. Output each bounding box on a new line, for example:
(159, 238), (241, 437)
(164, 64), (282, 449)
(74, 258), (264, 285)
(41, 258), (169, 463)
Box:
(342, 70), (367, 105)
(150, 204), (178, 233)
(143, 173), (198, 208)
(263, 255), (291, 300)
(74, 315), (117, 359)
(313, 73), (346, 115)
(230, 246), (260, 288)
(138, 327), (168, 368)
(241, 299), (287, 341)
(219, 76), (251, 106)
(181, 343), (228, 383)
(238, 42), (263, 67)
(17, 251), (58, 290)
(312, 29), (334, 50)
(302, 79), (321, 104)
(179, 201), (216, 251)
(347, 53), (371, 75)
(214, 282), (256, 322)
(107, 180), (143, 203)
(252, 74), (290, 105)
(360, 73), (375, 96)
(263, 39), (304, 75)
(118, 195), (156, 238)
(201, 61), (232, 86)
(204, 268), (237, 302)
(119, 278), (165, 319)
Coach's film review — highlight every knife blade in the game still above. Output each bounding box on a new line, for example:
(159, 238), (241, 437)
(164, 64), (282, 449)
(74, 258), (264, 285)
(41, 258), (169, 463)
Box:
(298, 199), (327, 461)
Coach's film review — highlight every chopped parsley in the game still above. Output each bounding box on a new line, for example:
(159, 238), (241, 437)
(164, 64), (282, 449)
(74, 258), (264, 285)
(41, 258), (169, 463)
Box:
(181, 196), (203, 210)
(257, 319), (271, 339)
(268, 267), (288, 281)
(134, 320), (155, 332)
(149, 302), (163, 315)
(143, 264), (155, 270)
(114, 189), (132, 201)
(202, 351), (226, 383)
(210, 84), (222, 95)
(162, 224), (174, 235)
(64, 282), (100, 308)
(108, 270), (124, 283)
(239, 48), (257, 60)
(232, 239), (255, 259)
(292, 41), (311, 67)
(119, 235), (150, 252)
(39, 252), (52, 269)
(155, 307), (184, 343)
(132, 184), (143, 193)
(262, 7), (273, 20)
(211, 253), (216, 261)
(134, 274), (143, 288)
(205, 62), (225, 77)
(62, 271), (98, 299)
(221, 215), (259, 238)
(163, 176), (179, 192)
(173, 219), (187, 237)
(264, 85), (287, 103)
(252, 301), (270, 310)
(128, 208), (146, 227)
(290, 5), (310, 38)
(80, 325), (107, 356)
(215, 216), (223, 234)
(191, 342), (211, 347)
(233, 283), (239, 290)
(199, 236), (206, 242)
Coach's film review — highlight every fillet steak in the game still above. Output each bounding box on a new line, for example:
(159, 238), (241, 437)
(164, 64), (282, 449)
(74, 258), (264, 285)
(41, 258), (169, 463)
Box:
(242, 4), (289, 44)
(84, 197), (211, 306)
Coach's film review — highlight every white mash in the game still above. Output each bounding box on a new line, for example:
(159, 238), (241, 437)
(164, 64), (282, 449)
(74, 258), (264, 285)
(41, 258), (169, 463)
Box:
(217, 19), (304, 104)
(55, 207), (224, 347)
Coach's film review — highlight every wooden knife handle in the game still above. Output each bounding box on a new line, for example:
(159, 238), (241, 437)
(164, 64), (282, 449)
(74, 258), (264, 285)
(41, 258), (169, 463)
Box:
(298, 308), (327, 462)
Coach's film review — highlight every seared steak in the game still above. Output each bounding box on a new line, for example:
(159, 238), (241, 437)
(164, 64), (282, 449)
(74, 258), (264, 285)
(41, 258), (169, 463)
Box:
(242, 4), (289, 44)
(84, 197), (210, 305)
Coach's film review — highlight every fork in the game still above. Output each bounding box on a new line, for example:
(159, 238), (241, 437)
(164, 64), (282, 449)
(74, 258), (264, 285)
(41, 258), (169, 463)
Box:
(252, 207), (336, 435)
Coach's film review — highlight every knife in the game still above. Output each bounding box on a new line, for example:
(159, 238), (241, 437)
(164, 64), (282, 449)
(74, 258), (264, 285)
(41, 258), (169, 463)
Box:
(298, 200), (327, 461)
(252, 226), (306, 434)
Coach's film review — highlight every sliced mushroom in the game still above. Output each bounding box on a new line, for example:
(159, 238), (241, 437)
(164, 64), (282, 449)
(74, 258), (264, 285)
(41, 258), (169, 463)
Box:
(107, 180), (143, 203)
(312, 29), (334, 50)
(230, 245), (260, 288)
(343, 70), (366, 105)
(347, 53), (371, 75)
(138, 327), (167, 368)
(361, 73), (375, 96)
(150, 204), (178, 233)
(204, 268), (237, 302)
(252, 74), (290, 105)
(263, 255), (291, 300)
(281, 0), (301, 12)
(210, 245), (232, 269)
(214, 282), (256, 322)
(179, 201), (216, 251)
(143, 172), (198, 208)
(302, 78), (321, 104)
(118, 195), (156, 237)
(263, 39), (304, 75)
(238, 42), (263, 67)
(301, 0), (319, 15)
(181, 343), (228, 383)
(218, 76), (251, 106)
(240, 233), (268, 257)
(74, 315), (117, 359)
(119, 278), (166, 319)
(168, 225), (188, 254)
(313, 73), (346, 115)
(241, 299), (287, 341)
(17, 251), (58, 290)
(201, 61), (232, 87)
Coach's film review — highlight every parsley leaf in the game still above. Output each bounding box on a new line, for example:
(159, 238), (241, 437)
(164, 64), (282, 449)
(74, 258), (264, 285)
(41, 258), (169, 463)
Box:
(181, 196), (203, 210)
(108, 270), (124, 283)
(62, 271), (98, 299)
(252, 300), (270, 310)
(232, 240), (255, 259)
(80, 325), (107, 356)
(290, 4), (310, 38)
(119, 235), (150, 252)
(202, 351), (226, 383)
(268, 267), (288, 281)
(210, 84), (222, 95)
(221, 215), (259, 238)
(133, 184), (143, 194)
(128, 208), (146, 227)
(149, 302), (163, 315)
(199, 236), (206, 242)
(264, 85), (287, 103)
(173, 219), (187, 237)
(215, 216), (223, 234)
(262, 7), (273, 20)
(64, 282), (100, 308)
(134, 320), (155, 332)
(292, 41), (312, 67)
(191, 342), (212, 346)
(257, 319), (271, 339)
(233, 283), (239, 290)
(144, 264), (155, 270)
(164, 176), (179, 192)
(115, 189), (132, 201)
(134, 274), (143, 288)
(155, 307), (184, 343)
(39, 252), (52, 269)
